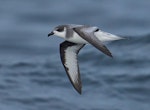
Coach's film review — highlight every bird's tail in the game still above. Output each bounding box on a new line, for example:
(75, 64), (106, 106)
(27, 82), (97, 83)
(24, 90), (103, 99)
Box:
(95, 30), (125, 42)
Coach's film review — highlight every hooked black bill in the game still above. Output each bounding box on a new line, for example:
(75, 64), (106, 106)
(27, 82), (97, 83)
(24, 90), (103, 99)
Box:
(48, 32), (54, 37)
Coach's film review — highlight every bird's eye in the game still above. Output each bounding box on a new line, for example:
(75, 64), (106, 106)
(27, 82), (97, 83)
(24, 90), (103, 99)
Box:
(95, 28), (99, 32)
(56, 28), (64, 32)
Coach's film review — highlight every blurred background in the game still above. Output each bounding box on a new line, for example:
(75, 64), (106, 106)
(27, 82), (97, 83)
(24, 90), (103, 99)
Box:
(0, 0), (150, 110)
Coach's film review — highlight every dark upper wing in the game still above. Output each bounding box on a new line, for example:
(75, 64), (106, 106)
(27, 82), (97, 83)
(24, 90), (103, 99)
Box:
(60, 41), (85, 94)
(73, 27), (113, 57)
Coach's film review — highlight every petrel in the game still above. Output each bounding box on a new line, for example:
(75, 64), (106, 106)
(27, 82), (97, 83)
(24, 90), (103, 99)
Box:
(48, 24), (123, 94)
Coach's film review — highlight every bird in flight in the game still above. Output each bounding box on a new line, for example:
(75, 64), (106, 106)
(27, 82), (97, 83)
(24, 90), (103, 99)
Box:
(48, 24), (124, 94)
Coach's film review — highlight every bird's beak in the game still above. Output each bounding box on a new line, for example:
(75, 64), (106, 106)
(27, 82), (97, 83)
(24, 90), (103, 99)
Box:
(48, 31), (54, 37)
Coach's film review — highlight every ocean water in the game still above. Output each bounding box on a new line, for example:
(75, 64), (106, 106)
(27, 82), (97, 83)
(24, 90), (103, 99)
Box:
(0, 0), (150, 110)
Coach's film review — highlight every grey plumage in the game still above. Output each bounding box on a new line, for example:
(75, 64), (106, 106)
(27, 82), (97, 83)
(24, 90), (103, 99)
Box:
(73, 26), (113, 57)
(48, 24), (124, 94)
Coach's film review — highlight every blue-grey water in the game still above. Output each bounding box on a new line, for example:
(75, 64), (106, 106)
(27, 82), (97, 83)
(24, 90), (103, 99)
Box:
(0, 0), (150, 110)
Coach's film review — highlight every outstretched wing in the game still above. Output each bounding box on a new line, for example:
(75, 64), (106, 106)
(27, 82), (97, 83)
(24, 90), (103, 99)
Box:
(73, 27), (113, 57)
(60, 41), (85, 94)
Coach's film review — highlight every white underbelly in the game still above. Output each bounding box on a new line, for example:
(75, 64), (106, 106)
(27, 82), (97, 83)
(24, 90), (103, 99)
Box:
(67, 32), (88, 44)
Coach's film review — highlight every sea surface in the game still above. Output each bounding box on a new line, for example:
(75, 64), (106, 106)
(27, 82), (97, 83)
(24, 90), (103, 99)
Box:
(0, 0), (150, 110)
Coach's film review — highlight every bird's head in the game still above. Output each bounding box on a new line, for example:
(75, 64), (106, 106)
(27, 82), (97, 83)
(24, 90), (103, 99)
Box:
(48, 25), (66, 39)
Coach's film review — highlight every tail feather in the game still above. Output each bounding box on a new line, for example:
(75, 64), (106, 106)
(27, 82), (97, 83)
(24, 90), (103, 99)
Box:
(94, 30), (124, 42)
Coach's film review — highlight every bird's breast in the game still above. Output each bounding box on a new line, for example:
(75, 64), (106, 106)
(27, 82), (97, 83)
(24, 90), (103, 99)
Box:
(67, 32), (88, 44)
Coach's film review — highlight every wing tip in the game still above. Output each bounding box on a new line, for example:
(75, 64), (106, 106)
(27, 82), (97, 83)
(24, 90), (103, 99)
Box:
(105, 50), (113, 58)
(74, 86), (82, 94)
(72, 81), (82, 94)
(108, 53), (113, 58)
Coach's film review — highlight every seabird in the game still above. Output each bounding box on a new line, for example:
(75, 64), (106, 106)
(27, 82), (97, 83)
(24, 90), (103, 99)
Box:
(48, 24), (124, 94)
